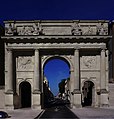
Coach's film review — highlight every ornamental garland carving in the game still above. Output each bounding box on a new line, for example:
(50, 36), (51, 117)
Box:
(83, 56), (96, 69)
(17, 56), (34, 70)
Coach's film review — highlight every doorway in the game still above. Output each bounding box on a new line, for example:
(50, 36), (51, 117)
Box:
(20, 81), (31, 108)
(43, 57), (70, 108)
(82, 81), (94, 107)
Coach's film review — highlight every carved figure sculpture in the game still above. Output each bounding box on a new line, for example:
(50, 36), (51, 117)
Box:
(5, 23), (13, 35)
(71, 22), (82, 35)
(85, 26), (93, 35)
(97, 23), (108, 35)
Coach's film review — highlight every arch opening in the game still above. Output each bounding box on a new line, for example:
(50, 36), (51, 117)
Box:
(19, 81), (31, 108)
(82, 81), (94, 107)
(43, 56), (70, 107)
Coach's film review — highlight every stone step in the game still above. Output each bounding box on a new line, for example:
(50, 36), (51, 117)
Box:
(109, 83), (114, 106)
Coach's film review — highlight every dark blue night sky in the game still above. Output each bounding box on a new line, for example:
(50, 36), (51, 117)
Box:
(1, 0), (114, 95)
(0, 0), (114, 25)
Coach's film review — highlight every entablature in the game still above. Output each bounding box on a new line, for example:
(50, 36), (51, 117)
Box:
(6, 42), (106, 50)
(2, 35), (111, 42)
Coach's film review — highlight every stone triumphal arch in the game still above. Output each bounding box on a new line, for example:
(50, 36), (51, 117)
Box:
(2, 20), (111, 109)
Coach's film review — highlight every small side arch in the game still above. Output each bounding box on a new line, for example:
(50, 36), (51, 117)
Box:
(81, 79), (96, 107)
(17, 78), (32, 95)
(19, 81), (31, 108)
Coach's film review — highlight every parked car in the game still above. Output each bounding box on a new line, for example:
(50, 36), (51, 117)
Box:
(0, 111), (9, 118)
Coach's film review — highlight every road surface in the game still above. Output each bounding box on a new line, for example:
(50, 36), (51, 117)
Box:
(39, 106), (79, 118)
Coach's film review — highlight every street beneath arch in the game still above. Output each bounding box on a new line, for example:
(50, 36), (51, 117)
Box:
(38, 105), (79, 119)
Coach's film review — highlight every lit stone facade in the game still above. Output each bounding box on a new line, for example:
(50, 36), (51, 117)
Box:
(2, 20), (111, 109)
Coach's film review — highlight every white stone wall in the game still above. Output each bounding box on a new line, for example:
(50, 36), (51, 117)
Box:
(3, 20), (111, 109)
(16, 56), (34, 94)
(80, 55), (101, 106)
(0, 88), (5, 109)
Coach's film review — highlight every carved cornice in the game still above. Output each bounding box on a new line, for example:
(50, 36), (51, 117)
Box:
(6, 48), (13, 51)
(6, 42), (106, 50)
(2, 35), (112, 40)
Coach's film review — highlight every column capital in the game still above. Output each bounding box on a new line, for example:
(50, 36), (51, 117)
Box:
(34, 48), (40, 51)
(33, 90), (41, 94)
(100, 89), (108, 94)
(73, 89), (81, 94)
(101, 49), (106, 52)
(74, 49), (79, 52)
(101, 49), (106, 56)
(100, 47), (106, 51)
(70, 69), (74, 72)
(6, 48), (13, 52)
(74, 47), (80, 50)
(5, 90), (13, 94)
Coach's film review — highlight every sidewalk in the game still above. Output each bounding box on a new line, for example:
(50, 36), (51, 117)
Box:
(71, 106), (114, 119)
(1, 106), (114, 119)
(1, 108), (43, 119)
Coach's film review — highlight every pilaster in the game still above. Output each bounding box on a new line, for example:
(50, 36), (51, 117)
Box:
(33, 49), (41, 109)
(5, 48), (14, 110)
(72, 48), (81, 108)
(100, 49), (106, 90)
(100, 49), (109, 107)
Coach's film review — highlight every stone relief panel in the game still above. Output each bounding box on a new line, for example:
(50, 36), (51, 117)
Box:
(5, 20), (109, 36)
(16, 56), (34, 71)
(43, 26), (71, 35)
(80, 56), (97, 69)
(71, 22), (108, 35)
(96, 23), (108, 35)
(82, 26), (95, 35)
(5, 22), (44, 36)
(72, 24), (108, 35)
(5, 23), (14, 35)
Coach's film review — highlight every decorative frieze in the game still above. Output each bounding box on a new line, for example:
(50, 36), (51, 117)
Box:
(71, 22), (108, 36)
(4, 20), (109, 36)
(5, 22), (43, 36)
